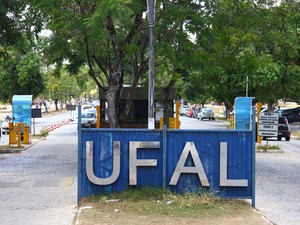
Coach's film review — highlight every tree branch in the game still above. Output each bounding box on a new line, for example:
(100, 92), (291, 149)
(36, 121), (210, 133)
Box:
(106, 15), (121, 67)
(124, 13), (143, 46)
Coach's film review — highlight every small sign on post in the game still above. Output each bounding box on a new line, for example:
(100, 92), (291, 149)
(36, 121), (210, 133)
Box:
(258, 112), (279, 137)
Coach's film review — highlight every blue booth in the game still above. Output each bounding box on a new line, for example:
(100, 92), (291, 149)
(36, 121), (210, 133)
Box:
(12, 95), (32, 127)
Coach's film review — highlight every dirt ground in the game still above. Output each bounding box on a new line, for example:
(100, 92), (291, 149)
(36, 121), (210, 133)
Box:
(75, 201), (271, 225)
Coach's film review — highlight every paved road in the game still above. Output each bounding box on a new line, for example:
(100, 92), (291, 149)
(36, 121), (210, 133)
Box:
(256, 139), (300, 225)
(179, 115), (229, 129)
(0, 118), (78, 225)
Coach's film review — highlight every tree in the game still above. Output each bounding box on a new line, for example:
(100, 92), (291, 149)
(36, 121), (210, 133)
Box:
(187, 0), (300, 114)
(0, 44), (45, 102)
(43, 67), (86, 111)
(0, 0), (23, 49)
(30, 0), (212, 128)
(29, 0), (148, 128)
(0, 0), (45, 102)
(155, 0), (207, 126)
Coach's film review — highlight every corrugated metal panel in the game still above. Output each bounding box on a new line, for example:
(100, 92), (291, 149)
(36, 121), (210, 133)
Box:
(166, 130), (253, 198)
(79, 128), (253, 200)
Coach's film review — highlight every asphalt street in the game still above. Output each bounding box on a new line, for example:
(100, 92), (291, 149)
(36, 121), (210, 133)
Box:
(0, 113), (78, 225)
(256, 139), (300, 225)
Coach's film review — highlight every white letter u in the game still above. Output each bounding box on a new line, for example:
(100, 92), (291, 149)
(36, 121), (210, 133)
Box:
(86, 141), (120, 185)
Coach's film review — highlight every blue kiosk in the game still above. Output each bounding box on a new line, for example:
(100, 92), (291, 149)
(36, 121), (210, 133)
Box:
(12, 95), (32, 128)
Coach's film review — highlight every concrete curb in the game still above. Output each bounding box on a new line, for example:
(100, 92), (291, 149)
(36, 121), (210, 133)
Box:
(256, 149), (284, 153)
(0, 138), (44, 154)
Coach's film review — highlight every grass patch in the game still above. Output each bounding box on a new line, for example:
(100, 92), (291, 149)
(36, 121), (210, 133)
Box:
(31, 134), (44, 139)
(215, 116), (229, 122)
(0, 145), (23, 150)
(80, 187), (251, 218)
(256, 144), (281, 152)
(291, 131), (300, 140)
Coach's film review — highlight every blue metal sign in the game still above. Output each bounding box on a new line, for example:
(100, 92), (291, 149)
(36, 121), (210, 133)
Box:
(78, 128), (255, 205)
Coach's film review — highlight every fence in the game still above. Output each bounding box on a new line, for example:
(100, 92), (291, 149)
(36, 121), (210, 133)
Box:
(78, 126), (256, 206)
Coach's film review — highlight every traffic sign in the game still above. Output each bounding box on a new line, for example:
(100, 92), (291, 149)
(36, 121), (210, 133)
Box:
(258, 112), (278, 136)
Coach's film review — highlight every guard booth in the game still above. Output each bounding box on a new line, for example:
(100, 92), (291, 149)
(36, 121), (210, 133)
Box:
(11, 95), (32, 143)
(12, 95), (32, 126)
(99, 87), (176, 128)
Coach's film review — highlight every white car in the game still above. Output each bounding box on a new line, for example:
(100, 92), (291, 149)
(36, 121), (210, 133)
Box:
(81, 102), (93, 110)
(179, 106), (189, 116)
(81, 112), (96, 124)
(1, 115), (13, 134)
(197, 108), (215, 120)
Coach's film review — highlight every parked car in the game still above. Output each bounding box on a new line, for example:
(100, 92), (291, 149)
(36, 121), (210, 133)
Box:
(262, 116), (291, 141)
(81, 102), (93, 110)
(197, 108), (215, 120)
(81, 112), (97, 128)
(1, 115), (13, 135)
(179, 106), (189, 116)
(282, 107), (300, 123)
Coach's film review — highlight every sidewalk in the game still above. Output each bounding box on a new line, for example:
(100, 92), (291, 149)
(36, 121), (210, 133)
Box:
(0, 109), (70, 154)
(0, 135), (43, 154)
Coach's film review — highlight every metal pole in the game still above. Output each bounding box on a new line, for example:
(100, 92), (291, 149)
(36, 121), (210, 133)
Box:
(147, 0), (156, 129)
(246, 76), (249, 97)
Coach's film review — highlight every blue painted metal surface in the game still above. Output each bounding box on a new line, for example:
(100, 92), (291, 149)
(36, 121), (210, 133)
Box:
(234, 97), (254, 130)
(12, 95), (33, 127)
(78, 127), (254, 202)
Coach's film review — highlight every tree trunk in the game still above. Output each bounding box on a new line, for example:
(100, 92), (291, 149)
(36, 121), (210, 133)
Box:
(54, 98), (59, 111)
(224, 102), (233, 118)
(105, 66), (121, 128)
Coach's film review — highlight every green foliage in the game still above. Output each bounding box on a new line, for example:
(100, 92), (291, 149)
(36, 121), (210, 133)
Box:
(0, 0), (24, 47)
(15, 0), (300, 118)
(44, 67), (83, 103)
(183, 0), (300, 107)
(39, 129), (49, 138)
(0, 45), (45, 102)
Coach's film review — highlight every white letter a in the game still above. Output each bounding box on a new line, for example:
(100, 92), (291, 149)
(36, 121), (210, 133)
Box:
(169, 142), (209, 186)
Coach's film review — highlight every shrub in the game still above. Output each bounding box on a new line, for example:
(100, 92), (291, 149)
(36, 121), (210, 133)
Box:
(39, 129), (49, 138)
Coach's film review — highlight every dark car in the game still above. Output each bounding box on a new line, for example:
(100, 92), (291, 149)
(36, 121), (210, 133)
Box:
(262, 116), (291, 141)
(282, 107), (300, 123)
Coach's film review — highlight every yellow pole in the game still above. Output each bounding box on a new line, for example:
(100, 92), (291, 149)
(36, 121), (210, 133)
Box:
(169, 117), (175, 129)
(17, 123), (22, 148)
(175, 101), (180, 129)
(160, 117), (163, 129)
(257, 102), (262, 143)
(95, 105), (101, 128)
(230, 115), (234, 129)
(23, 124), (30, 144)
(9, 122), (16, 145)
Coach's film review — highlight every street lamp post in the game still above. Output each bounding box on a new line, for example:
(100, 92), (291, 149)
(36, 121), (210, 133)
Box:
(147, 0), (156, 129)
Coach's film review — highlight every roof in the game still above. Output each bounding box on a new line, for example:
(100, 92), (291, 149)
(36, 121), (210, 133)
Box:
(99, 87), (176, 100)
(12, 95), (33, 103)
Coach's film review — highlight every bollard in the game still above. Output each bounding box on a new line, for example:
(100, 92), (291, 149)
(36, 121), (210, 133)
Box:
(23, 125), (30, 144)
(175, 101), (181, 129)
(96, 105), (101, 128)
(230, 115), (235, 129)
(17, 123), (23, 147)
(169, 117), (176, 129)
(160, 118), (163, 129)
(9, 122), (17, 145)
